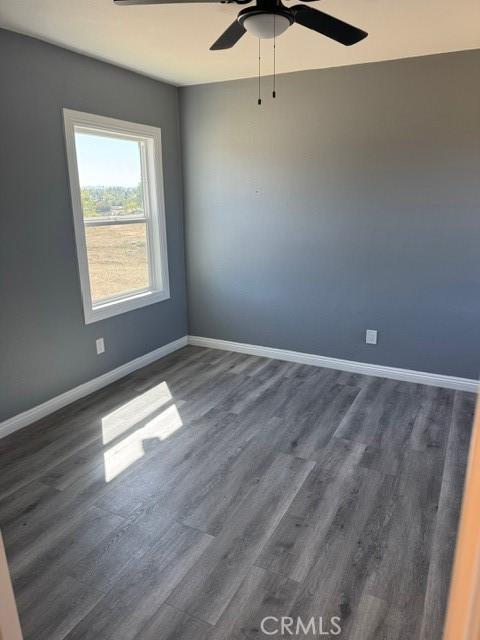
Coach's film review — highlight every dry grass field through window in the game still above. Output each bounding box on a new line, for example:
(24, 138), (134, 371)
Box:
(85, 223), (150, 302)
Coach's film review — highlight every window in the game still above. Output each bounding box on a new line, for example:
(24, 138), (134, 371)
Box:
(63, 109), (170, 324)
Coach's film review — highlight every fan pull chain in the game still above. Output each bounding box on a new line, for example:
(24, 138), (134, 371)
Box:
(258, 39), (262, 105)
(273, 15), (276, 98)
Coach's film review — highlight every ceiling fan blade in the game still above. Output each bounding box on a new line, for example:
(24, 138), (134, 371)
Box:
(210, 20), (246, 50)
(292, 6), (367, 45)
(114, 0), (219, 5)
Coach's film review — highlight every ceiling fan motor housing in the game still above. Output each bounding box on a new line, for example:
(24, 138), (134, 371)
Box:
(238, 0), (294, 39)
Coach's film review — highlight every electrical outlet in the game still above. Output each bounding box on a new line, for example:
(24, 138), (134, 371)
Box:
(366, 330), (378, 345)
(96, 337), (105, 355)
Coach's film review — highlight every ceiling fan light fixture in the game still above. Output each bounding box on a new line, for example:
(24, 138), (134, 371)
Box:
(117, 1), (368, 52)
(240, 12), (292, 39)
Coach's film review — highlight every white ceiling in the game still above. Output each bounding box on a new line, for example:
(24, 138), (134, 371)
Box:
(1, 0), (479, 86)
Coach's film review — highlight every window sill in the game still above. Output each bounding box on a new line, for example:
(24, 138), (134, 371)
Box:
(84, 288), (170, 324)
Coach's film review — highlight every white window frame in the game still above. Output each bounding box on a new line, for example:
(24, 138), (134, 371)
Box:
(63, 109), (170, 324)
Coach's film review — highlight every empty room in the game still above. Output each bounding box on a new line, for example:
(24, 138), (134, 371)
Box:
(0, 1), (479, 639)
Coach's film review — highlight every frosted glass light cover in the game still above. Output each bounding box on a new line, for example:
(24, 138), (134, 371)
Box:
(243, 13), (291, 39)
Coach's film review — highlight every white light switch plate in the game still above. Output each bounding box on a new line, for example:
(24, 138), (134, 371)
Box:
(96, 337), (105, 355)
(366, 330), (378, 345)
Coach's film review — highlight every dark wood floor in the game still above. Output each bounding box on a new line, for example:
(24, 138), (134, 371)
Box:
(0, 346), (475, 639)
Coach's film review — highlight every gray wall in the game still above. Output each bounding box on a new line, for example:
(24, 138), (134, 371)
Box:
(181, 51), (480, 380)
(0, 29), (187, 421)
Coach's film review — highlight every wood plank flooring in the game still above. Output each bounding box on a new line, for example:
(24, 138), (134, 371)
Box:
(0, 346), (475, 639)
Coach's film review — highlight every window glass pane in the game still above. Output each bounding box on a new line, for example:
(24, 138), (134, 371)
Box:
(85, 223), (150, 302)
(74, 131), (146, 218)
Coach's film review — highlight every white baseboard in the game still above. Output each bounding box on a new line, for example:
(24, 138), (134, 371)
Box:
(188, 336), (479, 393)
(2, 333), (476, 441)
(0, 336), (188, 440)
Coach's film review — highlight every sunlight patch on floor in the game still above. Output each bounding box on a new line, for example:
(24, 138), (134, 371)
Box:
(101, 381), (173, 445)
(102, 382), (184, 482)
(103, 403), (183, 482)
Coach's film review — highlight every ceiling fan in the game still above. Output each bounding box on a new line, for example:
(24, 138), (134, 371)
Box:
(114, 0), (368, 51)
